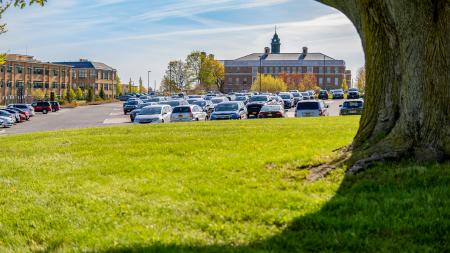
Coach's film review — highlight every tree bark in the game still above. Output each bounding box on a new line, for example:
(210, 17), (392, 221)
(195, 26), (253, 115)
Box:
(316, 0), (450, 168)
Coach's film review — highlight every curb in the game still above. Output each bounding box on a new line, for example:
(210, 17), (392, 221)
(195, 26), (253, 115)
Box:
(0, 130), (5, 135)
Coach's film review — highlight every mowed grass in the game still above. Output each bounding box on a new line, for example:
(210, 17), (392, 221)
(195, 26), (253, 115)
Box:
(0, 117), (449, 252)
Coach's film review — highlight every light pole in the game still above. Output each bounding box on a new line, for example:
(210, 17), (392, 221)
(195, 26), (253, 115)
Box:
(259, 56), (263, 93)
(147, 70), (151, 94)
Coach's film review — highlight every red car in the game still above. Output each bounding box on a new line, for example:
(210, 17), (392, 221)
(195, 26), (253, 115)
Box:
(32, 101), (52, 114)
(50, 101), (61, 112)
(258, 104), (286, 118)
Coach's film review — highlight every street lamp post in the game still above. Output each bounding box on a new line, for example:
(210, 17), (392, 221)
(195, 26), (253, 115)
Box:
(259, 56), (263, 93)
(147, 70), (151, 94)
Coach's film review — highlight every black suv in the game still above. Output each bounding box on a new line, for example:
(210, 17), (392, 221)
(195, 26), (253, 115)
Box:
(123, 100), (142, 114)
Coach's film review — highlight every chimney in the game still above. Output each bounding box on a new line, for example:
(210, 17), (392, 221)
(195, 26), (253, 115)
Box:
(302, 46), (308, 55)
(264, 47), (270, 55)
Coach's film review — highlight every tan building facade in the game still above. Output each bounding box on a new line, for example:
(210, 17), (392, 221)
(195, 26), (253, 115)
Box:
(54, 59), (117, 98)
(0, 54), (72, 105)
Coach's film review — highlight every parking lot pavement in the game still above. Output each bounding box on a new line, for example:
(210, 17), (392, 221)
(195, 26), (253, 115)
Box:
(2, 102), (129, 135)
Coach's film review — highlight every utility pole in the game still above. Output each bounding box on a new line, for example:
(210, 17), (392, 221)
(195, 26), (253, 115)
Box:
(259, 56), (263, 93)
(147, 70), (151, 93)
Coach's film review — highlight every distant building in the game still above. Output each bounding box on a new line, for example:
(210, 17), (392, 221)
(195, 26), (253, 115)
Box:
(1, 54), (72, 104)
(223, 31), (352, 92)
(54, 59), (117, 98)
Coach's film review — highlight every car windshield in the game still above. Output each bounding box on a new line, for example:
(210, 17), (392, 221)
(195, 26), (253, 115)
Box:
(187, 99), (198, 104)
(235, 96), (247, 101)
(249, 96), (268, 102)
(127, 101), (139, 105)
(343, 101), (363, 108)
(320, 91), (327, 94)
(211, 98), (224, 104)
(140, 107), (162, 115)
(260, 105), (282, 112)
(297, 102), (320, 110)
(292, 93), (300, 97)
(173, 107), (191, 113)
(149, 98), (161, 102)
(161, 101), (180, 107)
(280, 94), (291, 99)
(301, 92), (309, 96)
(215, 103), (238, 112)
(193, 101), (206, 107)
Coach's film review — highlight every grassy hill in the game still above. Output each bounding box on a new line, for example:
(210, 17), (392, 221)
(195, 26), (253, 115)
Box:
(0, 117), (448, 252)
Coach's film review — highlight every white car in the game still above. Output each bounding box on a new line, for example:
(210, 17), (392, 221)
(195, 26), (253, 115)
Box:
(134, 105), (172, 124)
(171, 105), (207, 122)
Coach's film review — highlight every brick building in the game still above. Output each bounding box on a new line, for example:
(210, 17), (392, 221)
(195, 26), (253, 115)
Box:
(0, 54), (72, 105)
(54, 59), (117, 98)
(223, 31), (352, 92)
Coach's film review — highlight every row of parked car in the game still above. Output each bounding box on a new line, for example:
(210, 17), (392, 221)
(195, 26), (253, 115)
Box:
(0, 101), (61, 128)
(122, 90), (364, 124)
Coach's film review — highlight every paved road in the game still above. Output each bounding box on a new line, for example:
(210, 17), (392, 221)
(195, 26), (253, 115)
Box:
(0, 100), (345, 135)
(1, 102), (129, 135)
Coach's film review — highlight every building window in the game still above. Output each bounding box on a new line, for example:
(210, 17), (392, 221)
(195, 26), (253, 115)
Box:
(236, 67), (240, 73)
(72, 71), (76, 79)
(335, 68), (339, 74)
(62, 70), (66, 77)
(7, 81), (12, 87)
(52, 69), (59, 76)
(61, 83), (66, 89)
(7, 65), (12, 73)
(27, 81), (31, 89)
(307, 66), (313, 73)
(45, 69), (49, 75)
(105, 84), (109, 90)
(95, 84), (98, 90)
(327, 77), (331, 84)
(335, 78), (339, 86)
(91, 70), (97, 78)
(33, 81), (44, 88)
(236, 78), (240, 84)
(45, 83), (49, 89)
(27, 67), (32, 74)
(33, 67), (44, 75)
(326, 67), (331, 74)
(319, 67), (323, 74)
(15, 81), (24, 87)
(16, 65), (23, 74)
(79, 70), (87, 78)
(319, 78), (323, 85)
(0, 66), (4, 73)
(52, 82), (59, 89)
(0, 80), (3, 87)
(228, 77), (232, 83)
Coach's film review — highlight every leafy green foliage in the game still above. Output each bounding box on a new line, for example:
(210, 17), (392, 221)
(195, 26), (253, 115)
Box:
(99, 86), (105, 99)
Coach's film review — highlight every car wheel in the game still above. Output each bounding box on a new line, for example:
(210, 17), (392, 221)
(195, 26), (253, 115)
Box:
(161, 119), (165, 123)
(43, 110), (48, 114)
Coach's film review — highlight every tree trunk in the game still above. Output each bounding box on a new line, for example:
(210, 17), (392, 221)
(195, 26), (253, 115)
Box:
(317, 0), (450, 170)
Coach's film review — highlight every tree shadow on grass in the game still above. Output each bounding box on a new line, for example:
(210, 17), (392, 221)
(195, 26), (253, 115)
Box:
(100, 162), (450, 253)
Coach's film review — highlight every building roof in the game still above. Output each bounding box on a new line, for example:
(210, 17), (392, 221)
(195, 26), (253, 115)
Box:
(53, 60), (115, 71)
(235, 53), (335, 61)
(4, 54), (73, 67)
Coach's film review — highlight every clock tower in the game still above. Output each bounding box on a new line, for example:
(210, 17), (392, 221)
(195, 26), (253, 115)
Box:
(271, 27), (281, 54)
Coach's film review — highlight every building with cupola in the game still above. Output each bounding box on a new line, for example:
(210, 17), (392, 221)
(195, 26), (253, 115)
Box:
(223, 30), (352, 92)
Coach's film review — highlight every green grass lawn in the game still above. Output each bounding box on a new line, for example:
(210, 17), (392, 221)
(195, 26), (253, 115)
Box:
(0, 117), (448, 252)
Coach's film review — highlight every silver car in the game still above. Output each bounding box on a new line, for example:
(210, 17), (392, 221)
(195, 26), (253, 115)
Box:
(0, 116), (14, 128)
(171, 105), (207, 122)
(295, 100), (328, 117)
(134, 105), (172, 124)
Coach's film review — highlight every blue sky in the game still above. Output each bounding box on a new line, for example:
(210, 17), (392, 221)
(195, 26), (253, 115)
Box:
(1, 0), (364, 89)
